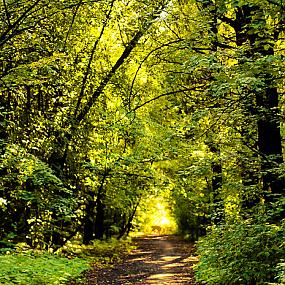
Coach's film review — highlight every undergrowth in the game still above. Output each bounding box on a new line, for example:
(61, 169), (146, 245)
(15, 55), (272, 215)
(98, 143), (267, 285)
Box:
(0, 253), (89, 285)
(0, 237), (134, 285)
(59, 237), (135, 264)
(195, 219), (285, 285)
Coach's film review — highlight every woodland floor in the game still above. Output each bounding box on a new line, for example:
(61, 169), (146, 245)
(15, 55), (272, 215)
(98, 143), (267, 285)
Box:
(84, 235), (201, 285)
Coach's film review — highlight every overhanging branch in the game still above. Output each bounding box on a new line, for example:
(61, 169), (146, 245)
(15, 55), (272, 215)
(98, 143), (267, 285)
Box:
(74, 1), (170, 125)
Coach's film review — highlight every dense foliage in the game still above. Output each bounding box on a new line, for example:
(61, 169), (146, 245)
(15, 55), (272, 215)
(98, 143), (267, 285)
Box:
(195, 219), (285, 284)
(1, 0), (285, 284)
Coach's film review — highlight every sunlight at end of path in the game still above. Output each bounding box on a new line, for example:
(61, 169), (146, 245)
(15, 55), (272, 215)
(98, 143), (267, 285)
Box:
(133, 196), (178, 236)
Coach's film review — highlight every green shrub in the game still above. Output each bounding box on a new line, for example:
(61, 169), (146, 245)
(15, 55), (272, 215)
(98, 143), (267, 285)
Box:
(0, 252), (89, 285)
(272, 261), (285, 284)
(195, 219), (285, 285)
(59, 237), (134, 263)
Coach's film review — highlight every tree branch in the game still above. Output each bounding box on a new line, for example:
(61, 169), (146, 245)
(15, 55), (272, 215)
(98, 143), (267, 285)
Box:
(63, 0), (84, 49)
(218, 15), (236, 28)
(0, 0), (42, 47)
(75, 1), (170, 124)
(3, 0), (12, 27)
(129, 87), (201, 113)
(128, 39), (184, 107)
(73, 0), (115, 117)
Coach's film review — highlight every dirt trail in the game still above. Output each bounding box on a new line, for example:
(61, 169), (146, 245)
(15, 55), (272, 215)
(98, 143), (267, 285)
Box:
(86, 235), (200, 285)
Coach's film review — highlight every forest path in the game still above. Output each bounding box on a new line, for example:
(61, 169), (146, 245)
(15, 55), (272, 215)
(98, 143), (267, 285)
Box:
(85, 235), (200, 285)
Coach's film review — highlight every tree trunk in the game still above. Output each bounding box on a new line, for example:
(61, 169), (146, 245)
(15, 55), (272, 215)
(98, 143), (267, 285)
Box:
(0, 91), (9, 156)
(233, 5), (284, 218)
(82, 189), (96, 244)
(118, 199), (140, 239)
(25, 85), (31, 124)
(94, 170), (109, 240)
(201, 0), (224, 225)
(94, 193), (105, 240)
(257, 84), (284, 200)
(209, 144), (224, 223)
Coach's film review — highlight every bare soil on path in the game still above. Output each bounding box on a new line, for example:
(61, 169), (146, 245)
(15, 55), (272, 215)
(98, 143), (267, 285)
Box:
(85, 235), (200, 285)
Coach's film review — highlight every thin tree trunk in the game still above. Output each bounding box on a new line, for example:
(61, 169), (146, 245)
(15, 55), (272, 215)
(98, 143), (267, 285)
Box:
(82, 188), (96, 244)
(94, 170), (109, 240)
(0, 93), (8, 156)
(209, 144), (224, 223)
(25, 85), (31, 124)
(199, 0), (224, 226)
(118, 199), (141, 239)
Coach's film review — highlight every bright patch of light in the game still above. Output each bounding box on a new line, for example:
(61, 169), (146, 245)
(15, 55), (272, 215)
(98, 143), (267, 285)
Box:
(160, 216), (170, 225)
(150, 201), (177, 234)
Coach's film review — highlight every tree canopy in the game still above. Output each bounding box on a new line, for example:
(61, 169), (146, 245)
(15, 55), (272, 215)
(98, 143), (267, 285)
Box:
(0, 0), (285, 284)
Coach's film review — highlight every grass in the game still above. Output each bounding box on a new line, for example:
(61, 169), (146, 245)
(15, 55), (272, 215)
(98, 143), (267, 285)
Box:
(0, 235), (133, 285)
(0, 252), (89, 285)
(0, 237), (134, 285)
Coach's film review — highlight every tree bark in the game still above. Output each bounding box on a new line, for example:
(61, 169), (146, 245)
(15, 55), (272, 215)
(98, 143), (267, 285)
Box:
(94, 170), (109, 240)
(233, 5), (285, 215)
(209, 144), (224, 223)
(118, 199), (141, 239)
(200, 0), (224, 225)
(82, 188), (96, 244)
(0, 93), (8, 156)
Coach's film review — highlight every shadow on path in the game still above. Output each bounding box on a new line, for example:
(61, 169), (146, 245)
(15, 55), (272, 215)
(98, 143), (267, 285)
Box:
(86, 235), (200, 285)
